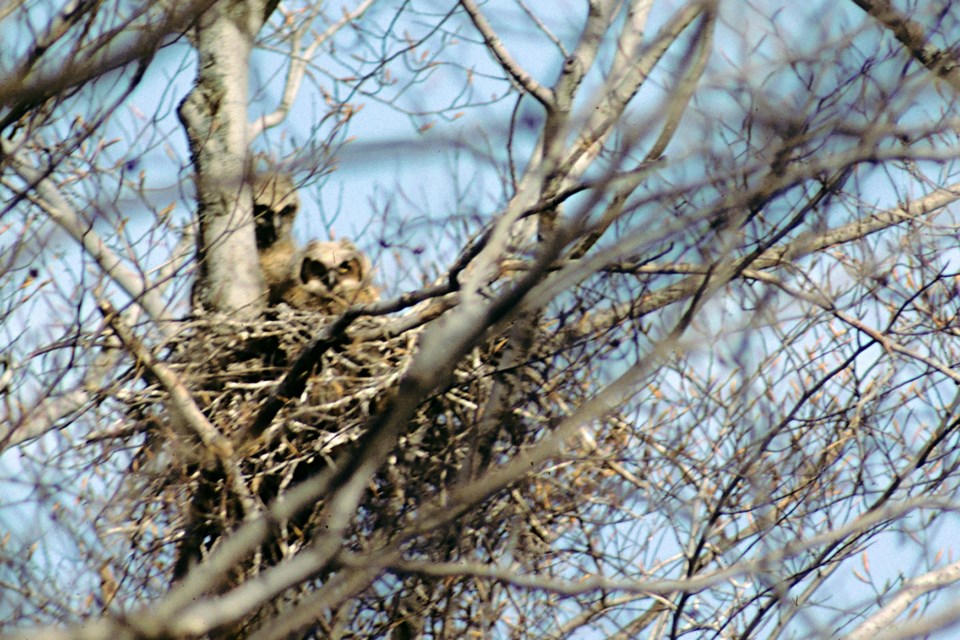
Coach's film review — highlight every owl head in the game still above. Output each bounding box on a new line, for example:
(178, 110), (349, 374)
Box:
(252, 173), (299, 249)
(284, 239), (378, 312)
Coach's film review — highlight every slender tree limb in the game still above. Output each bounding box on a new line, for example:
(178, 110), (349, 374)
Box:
(258, 472), (956, 639)
(370, 498), (952, 599)
(561, 1), (705, 185)
(458, 0), (554, 108)
(841, 558), (960, 640)
(627, 178), (960, 320)
(2, 139), (174, 328)
(851, 0), (960, 94)
(0, 141), (179, 450)
(517, 0), (569, 57)
(251, 0), (375, 136)
(0, 389), (90, 451)
(0, 0), (218, 132)
(643, 4), (715, 161)
(97, 300), (257, 516)
(745, 268), (960, 384)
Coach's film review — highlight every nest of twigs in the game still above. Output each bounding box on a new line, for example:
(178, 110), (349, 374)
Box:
(168, 307), (415, 461)
(124, 305), (544, 576)
(116, 301), (614, 634)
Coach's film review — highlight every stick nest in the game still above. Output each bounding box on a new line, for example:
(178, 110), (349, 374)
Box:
(114, 302), (619, 636)
(124, 305), (553, 578)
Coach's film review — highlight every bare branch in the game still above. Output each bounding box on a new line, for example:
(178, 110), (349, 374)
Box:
(0, 0), (218, 129)
(458, 0), (554, 108)
(562, 1), (706, 184)
(629, 177), (960, 319)
(745, 268), (960, 384)
(250, 0), (376, 137)
(2, 140), (174, 328)
(98, 300), (256, 515)
(841, 558), (960, 640)
(851, 0), (960, 94)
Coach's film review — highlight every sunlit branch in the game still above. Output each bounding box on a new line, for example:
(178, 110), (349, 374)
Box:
(841, 557), (960, 640)
(251, 0), (375, 137)
(851, 0), (960, 94)
(0, 0), (218, 131)
(562, 1), (705, 185)
(458, 0), (554, 108)
(610, 0), (656, 78)
(2, 141), (174, 328)
(643, 4), (715, 161)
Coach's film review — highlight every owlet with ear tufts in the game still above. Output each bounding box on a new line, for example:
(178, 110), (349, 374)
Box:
(252, 173), (300, 305)
(283, 239), (379, 313)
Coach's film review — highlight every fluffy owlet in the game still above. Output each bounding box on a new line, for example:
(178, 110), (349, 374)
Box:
(282, 239), (378, 313)
(252, 173), (299, 305)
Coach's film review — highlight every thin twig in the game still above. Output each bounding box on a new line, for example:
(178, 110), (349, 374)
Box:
(458, 0), (554, 108)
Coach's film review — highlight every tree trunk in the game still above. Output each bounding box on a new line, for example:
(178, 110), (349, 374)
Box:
(178, 0), (273, 317)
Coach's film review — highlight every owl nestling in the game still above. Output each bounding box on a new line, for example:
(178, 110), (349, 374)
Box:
(252, 173), (300, 304)
(283, 239), (379, 313)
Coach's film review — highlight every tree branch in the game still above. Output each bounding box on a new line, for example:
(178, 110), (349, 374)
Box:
(459, 0), (554, 108)
(628, 177), (960, 320)
(841, 557), (960, 640)
(561, 1), (705, 185)
(250, 0), (376, 137)
(2, 139), (174, 328)
(98, 300), (256, 516)
(851, 0), (960, 94)
(0, 0), (218, 132)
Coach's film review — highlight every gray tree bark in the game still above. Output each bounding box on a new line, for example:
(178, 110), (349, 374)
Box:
(178, 0), (276, 317)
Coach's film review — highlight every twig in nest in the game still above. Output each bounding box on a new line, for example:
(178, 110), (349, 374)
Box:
(97, 298), (258, 516)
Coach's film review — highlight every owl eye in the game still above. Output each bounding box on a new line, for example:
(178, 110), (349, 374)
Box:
(339, 259), (361, 278)
(300, 257), (329, 284)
